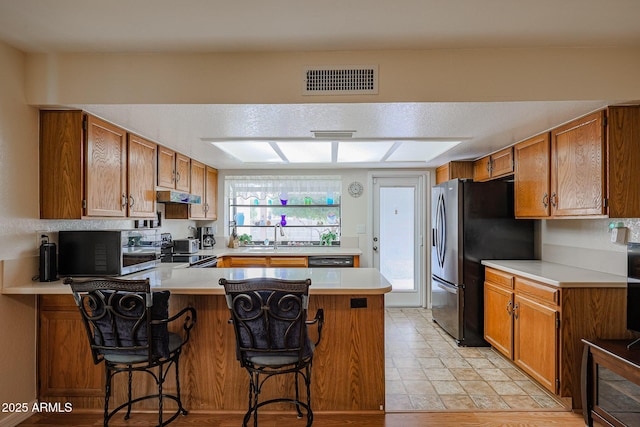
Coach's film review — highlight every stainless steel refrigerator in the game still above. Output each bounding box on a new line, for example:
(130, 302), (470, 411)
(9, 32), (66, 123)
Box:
(431, 179), (535, 346)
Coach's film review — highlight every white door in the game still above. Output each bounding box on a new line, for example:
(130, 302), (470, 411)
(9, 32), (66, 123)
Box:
(371, 173), (427, 307)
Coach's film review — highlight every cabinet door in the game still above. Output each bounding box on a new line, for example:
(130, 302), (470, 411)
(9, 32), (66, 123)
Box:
(175, 153), (191, 192)
(229, 257), (268, 267)
(269, 257), (308, 267)
(490, 147), (514, 178)
(205, 166), (218, 220)
(473, 155), (492, 182)
(157, 146), (176, 189)
(189, 160), (206, 219)
(436, 161), (473, 184)
(484, 281), (514, 358)
(513, 294), (559, 393)
(39, 110), (84, 219)
(85, 115), (127, 217)
(39, 298), (103, 399)
(127, 134), (157, 217)
(551, 111), (606, 217)
(514, 133), (551, 218)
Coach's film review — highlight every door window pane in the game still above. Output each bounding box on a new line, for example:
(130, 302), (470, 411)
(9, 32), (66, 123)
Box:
(380, 187), (415, 291)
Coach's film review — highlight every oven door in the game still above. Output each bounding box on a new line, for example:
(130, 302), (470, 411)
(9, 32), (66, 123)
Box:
(431, 275), (463, 342)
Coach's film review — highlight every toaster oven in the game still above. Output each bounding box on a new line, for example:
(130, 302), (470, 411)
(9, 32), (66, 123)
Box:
(172, 238), (199, 254)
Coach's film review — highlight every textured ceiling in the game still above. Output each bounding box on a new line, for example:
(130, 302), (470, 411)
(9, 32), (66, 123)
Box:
(1, 0), (638, 168)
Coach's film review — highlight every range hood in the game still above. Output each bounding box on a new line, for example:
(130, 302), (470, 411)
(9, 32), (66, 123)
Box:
(156, 190), (201, 204)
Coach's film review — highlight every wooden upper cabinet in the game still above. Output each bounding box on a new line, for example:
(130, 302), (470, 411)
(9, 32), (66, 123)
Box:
(204, 166), (218, 220)
(551, 111), (606, 217)
(84, 115), (128, 217)
(514, 133), (551, 218)
(40, 110), (84, 219)
(127, 134), (157, 218)
(40, 110), (133, 219)
(157, 147), (191, 192)
(175, 153), (191, 192)
(157, 146), (177, 188)
(606, 106), (640, 218)
(473, 147), (513, 182)
(435, 161), (473, 184)
(188, 160), (206, 219)
(164, 160), (216, 220)
(473, 155), (492, 182)
(491, 147), (515, 178)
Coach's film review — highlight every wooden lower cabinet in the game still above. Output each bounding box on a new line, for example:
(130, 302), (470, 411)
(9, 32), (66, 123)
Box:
(38, 296), (104, 408)
(484, 281), (514, 359)
(217, 255), (359, 268)
(484, 266), (632, 409)
(484, 269), (558, 394)
(513, 293), (558, 393)
(38, 293), (385, 413)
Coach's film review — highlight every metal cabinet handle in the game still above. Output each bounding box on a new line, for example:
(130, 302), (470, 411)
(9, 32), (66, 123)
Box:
(172, 170), (176, 183)
(506, 300), (513, 316)
(550, 192), (557, 208)
(121, 193), (127, 208)
(513, 302), (519, 320)
(129, 195), (135, 208)
(204, 203), (209, 214)
(175, 171), (181, 183)
(542, 193), (549, 208)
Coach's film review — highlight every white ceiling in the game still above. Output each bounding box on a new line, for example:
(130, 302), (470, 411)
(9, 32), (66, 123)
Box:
(1, 0), (638, 169)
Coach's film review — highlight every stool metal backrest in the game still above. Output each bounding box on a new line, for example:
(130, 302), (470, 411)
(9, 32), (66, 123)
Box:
(65, 277), (196, 427)
(220, 277), (323, 427)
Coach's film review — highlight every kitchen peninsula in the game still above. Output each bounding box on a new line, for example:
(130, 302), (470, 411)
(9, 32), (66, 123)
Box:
(1, 261), (391, 414)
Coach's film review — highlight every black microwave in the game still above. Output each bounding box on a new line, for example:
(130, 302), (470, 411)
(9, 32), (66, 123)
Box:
(58, 230), (160, 277)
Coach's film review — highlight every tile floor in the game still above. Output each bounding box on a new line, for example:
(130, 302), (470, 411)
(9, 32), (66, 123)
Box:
(385, 308), (567, 411)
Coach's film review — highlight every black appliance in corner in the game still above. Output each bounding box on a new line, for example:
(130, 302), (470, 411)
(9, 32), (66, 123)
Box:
(431, 179), (535, 346)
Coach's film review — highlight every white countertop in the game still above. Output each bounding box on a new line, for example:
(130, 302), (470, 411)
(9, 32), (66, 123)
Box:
(199, 246), (362, 257)
(481, 260), (627, 288)
(1, 261), (391, 295)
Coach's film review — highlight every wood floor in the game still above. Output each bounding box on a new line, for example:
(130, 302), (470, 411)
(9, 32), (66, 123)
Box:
(19, 410), (586, 427)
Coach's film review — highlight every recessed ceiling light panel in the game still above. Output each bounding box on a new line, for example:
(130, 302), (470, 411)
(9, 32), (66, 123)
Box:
(277, 141), (332, 163)
(337, 141), (394, 162)
(385, 141), (462, 162)
(212, 142), (283, 163)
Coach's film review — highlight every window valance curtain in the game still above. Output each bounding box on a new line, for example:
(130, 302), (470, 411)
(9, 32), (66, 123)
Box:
(225, 176), (342, 200)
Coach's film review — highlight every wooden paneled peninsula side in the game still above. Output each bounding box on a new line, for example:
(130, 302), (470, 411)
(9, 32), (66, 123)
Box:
(2, 262), (391, 415)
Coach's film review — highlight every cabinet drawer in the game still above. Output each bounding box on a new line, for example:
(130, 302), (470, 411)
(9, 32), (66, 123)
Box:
(228, 256), (268, 267)
(269, 257), (308, 267)
(485, 267), (514, 290)
(39, 294), (76, 310)
(515, 277), (559, 305)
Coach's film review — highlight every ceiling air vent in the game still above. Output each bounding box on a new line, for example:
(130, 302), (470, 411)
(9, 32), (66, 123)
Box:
(303, 65), (378, 95)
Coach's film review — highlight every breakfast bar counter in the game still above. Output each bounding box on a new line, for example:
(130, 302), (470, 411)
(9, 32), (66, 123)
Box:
(2, 261), (391, 415)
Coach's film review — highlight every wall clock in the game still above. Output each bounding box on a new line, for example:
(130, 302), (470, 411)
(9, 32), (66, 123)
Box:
(348, 181), (364, 198)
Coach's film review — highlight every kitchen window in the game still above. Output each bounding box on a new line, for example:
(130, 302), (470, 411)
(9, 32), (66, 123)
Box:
(225, 176), (342, 246)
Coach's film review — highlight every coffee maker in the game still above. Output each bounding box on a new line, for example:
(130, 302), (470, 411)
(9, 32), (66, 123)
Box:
(198, 227), (216, 249)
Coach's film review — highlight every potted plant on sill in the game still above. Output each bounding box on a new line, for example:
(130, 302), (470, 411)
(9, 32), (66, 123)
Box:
(238, 233), (252, 246)
(320, 230), (337, 246)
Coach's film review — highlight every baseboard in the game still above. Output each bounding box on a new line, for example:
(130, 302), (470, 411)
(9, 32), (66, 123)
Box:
(0, 400), (38, 427)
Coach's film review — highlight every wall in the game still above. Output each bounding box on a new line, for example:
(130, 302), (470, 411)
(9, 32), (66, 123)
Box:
(1, 42), (639, 424)
(541, 218), (640, 276)
(0, 42), (37, 426)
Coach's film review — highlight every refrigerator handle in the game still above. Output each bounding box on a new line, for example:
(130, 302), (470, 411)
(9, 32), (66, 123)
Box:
(432, 228), (436, 246)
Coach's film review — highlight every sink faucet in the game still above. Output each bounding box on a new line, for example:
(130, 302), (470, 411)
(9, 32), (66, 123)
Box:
(274, 223), (285, 249)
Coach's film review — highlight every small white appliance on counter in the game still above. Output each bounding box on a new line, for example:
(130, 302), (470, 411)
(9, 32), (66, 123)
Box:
(172, 238), (199, 254)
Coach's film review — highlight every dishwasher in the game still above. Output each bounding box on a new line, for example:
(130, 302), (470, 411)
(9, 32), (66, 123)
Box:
(307, 255), (354, 268)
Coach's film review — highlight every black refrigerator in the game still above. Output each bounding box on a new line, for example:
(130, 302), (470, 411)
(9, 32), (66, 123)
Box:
(431, 179), (535, 346)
